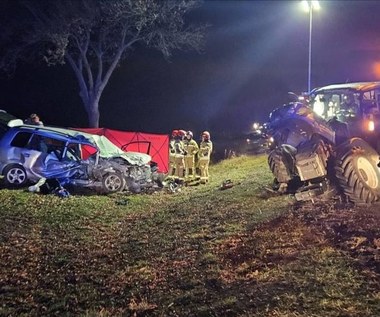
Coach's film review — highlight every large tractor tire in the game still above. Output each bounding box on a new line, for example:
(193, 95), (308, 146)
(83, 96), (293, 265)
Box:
(268, 146), (295, 183)
(334, 138), (380, 204)
(3, 164), (28, 187)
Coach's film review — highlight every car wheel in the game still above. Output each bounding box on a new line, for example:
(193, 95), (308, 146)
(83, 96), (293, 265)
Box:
(101, 172), (125, 194)
(334, 138), (380, 204)
(3, 164), (28, 187)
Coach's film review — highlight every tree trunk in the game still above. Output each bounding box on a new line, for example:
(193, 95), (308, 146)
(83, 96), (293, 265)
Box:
(86, 98), (100, 128)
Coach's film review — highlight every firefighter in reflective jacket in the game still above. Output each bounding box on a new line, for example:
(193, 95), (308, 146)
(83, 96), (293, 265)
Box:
(198, 131), (213, 184)
(174, 130), (186, 181)
(168, 130), (179, 177)
(183, 131), (199, 181)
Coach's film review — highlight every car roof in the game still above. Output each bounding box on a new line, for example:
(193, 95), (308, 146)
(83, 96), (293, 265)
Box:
(10, 125), (95, 146)
(0, 109), (19, 126)
(312, 81), (380, 94)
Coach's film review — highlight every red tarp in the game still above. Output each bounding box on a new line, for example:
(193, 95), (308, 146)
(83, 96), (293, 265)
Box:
(76, 128), (169, 173)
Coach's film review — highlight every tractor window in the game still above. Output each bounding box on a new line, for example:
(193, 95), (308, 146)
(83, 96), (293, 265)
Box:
(312, 95), (326, 117)
(363, 90), (376, 101)
(312, 93), (339, 118)
(339, 93), (360, 119)
(327, 94), (340, 118)
(362, 90), (380, 115)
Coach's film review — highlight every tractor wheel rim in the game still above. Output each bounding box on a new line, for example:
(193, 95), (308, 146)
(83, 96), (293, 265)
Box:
(357, 157), (379, 189)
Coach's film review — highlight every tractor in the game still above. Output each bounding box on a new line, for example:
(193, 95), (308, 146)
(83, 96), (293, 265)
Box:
(267, 81), (380, 204)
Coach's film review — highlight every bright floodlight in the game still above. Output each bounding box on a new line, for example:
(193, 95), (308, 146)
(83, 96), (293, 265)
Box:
(301, 0), (310, 12)
(312, 1), (321, 10)
(301, 0), (320, 12)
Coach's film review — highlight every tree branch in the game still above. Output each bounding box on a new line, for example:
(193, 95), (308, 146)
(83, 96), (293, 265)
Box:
(72, 32), (94, 90)
(98, 26), (128, 92)
(81, 30), (94, 90)
(93, 31), (104, 88)
(65, 52), (89, 107)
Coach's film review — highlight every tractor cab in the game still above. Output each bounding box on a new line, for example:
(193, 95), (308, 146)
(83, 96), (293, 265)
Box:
(309, 82), (380, 146)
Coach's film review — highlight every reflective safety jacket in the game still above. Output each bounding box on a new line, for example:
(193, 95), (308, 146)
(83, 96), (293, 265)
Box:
(198, 140), (213, 159)
(169, 139), (176, 155)
(183, 139), (199, 157)
(174, 139), (185, 155)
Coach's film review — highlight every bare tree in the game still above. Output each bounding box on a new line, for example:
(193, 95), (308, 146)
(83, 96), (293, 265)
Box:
(0, 0), (205, 127)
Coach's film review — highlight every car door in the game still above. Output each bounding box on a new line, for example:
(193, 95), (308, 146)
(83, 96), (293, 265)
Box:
(31, 137), (80, 179)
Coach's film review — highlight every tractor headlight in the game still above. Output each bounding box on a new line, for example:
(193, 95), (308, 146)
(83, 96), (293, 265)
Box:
(368, 120), (375, 132)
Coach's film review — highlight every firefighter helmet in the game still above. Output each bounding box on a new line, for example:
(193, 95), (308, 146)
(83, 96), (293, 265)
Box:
(172, 129), (179, 137)
(178, 130), (186, 137)
(202, 131), (210, 140)
(186, 130), (193, 138)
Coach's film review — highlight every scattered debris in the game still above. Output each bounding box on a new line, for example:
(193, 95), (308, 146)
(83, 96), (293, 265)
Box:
(115, 198), (130, 206)
(220, 179), (234, 190)
(28, 177), (70, 198)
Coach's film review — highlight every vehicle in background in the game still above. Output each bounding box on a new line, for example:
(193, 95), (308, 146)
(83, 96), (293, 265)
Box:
(244, 123), (273, 154)
(212, 124), (273, 161)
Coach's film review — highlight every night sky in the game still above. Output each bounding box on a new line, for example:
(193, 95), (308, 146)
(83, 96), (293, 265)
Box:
(1, 1), (380, 137)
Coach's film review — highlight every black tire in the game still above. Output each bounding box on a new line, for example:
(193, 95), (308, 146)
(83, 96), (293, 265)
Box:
(334, 138), (380, 204)
(3, 164), (28, 187)
(268, 148), (292, 183)
(101, 172), (125, 194)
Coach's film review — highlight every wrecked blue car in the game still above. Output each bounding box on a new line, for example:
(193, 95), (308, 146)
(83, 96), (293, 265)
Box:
(0, 125), (162, 194)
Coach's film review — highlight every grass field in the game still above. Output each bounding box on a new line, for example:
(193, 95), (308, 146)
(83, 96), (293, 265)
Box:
(0, 155), (379, 316)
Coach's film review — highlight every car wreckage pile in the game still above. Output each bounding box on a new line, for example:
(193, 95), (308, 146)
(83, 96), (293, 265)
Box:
(267, 81), (380, 204)
(0, 113), (164, 194)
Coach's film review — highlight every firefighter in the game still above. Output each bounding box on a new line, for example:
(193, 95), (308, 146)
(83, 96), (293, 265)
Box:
(198, 131), (213, 184)
(174, 130), (186, 181)
(183, 130), (199, 182)
(168, 130), (179, 177)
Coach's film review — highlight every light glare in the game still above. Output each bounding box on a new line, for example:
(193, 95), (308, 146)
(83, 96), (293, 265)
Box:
(313, 99), (325, 116)
(301, 1), (320, 12)
(368, 120), (375, 132)
(311, 1), (321, 10)
(301, 0), (310, 12)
